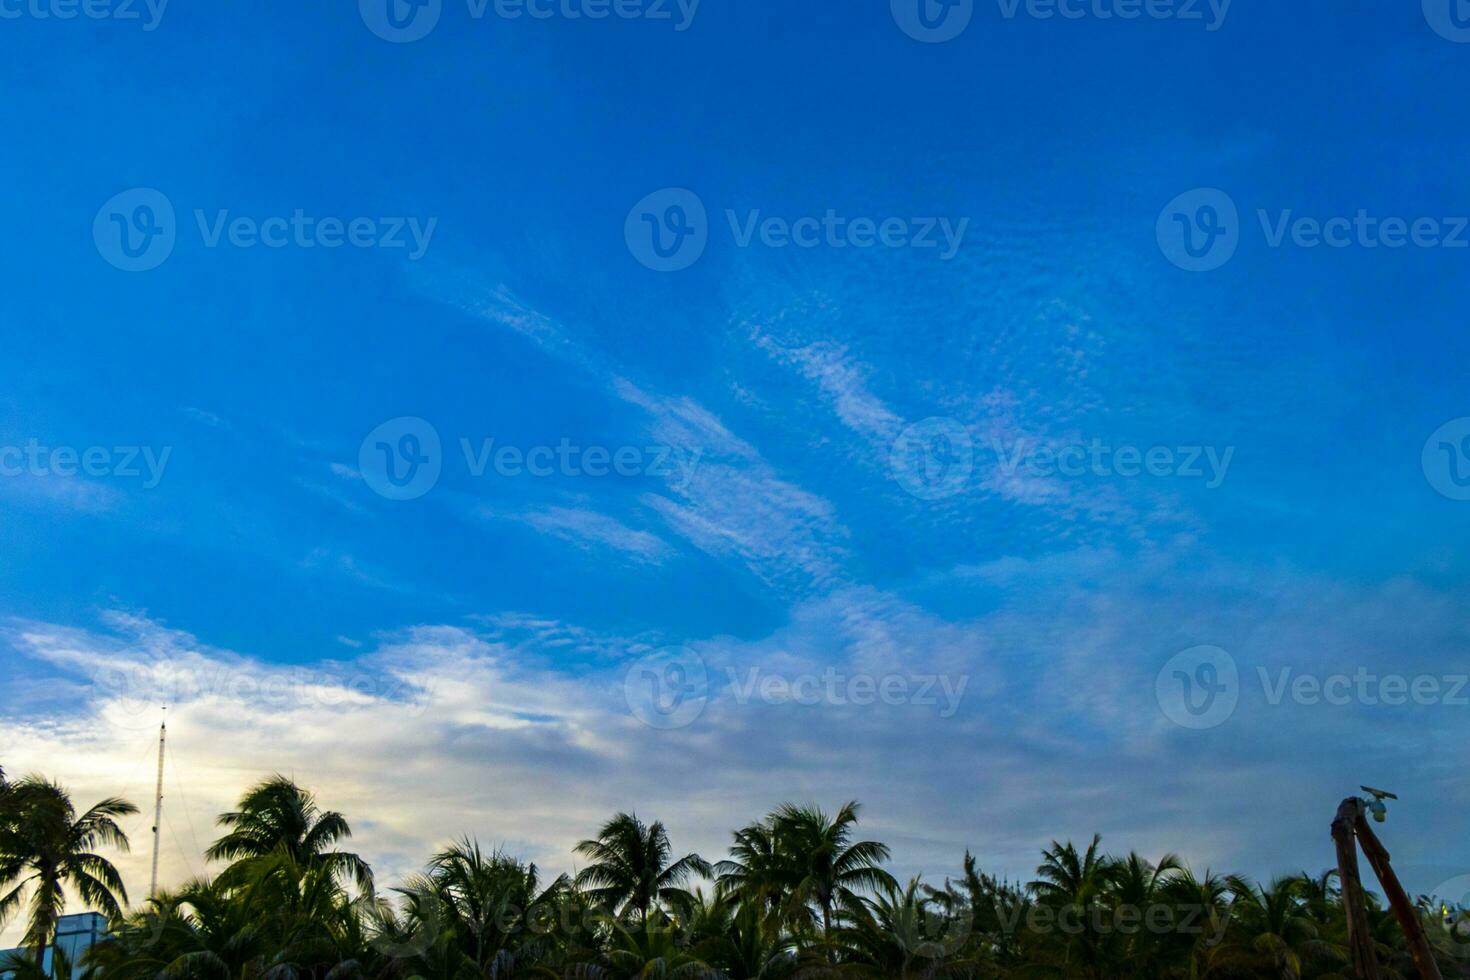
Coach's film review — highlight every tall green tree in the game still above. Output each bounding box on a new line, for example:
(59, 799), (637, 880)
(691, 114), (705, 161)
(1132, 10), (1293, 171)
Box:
(205, 775), (372, 892)
(1225, 875), (1344, 980)
(573, 812), (710, 924)
(768, 801), (895, 956)
(0, 777), (136, 959)
(1030, 834), (1116, 978)
(714, 820), (786, 920)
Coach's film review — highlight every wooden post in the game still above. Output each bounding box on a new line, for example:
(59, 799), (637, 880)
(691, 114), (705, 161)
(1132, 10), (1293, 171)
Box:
(1354, 813), (1443, 980)
(1332, 798), (1382, 980)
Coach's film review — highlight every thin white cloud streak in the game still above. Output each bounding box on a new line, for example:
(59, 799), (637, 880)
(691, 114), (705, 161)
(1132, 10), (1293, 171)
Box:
(426, 278), (852, 594)
(488, 505), (674, 565)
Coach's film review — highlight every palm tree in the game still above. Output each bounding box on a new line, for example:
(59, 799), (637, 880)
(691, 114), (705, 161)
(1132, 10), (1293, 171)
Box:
(684, 890), (797, 979)
(714, 820), (788, 921)
(768, 802), (896, 957)
(424, 837), (573, 970)
(924, 851), (1028, 970)
(1107, 850), (1184, 975)
(1, 940), (74, 980)
(1160, 867), (1234, 980)
(206, 774), (372, 892)
(605, 914), (722, 980)
(843, 876), (970, 977)
(1225, 874), (1343, 979)
(0, 777), (136, 960)
(1030, 834), (1115, 979)
(1295, 868), (1340, 925)
(573, 812), (710, 923)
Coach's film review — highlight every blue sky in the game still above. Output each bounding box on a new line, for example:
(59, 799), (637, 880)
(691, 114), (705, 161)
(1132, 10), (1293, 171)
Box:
(4, 0), (1470, 922)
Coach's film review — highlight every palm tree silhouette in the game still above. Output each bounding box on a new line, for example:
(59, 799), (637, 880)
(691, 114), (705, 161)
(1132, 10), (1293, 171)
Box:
(573, 812), (710, 924)
(769, 801), (895, 958)
(205, 774), (372, 892)
(0, 776), (136, 961)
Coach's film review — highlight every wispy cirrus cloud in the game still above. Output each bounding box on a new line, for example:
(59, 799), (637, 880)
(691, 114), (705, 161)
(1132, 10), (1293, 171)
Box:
(485, 504), (675, 565)
(427, 278), (852, 594)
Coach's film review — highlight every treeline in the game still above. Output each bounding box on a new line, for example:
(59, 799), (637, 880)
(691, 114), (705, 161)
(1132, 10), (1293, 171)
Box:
(2, 769), (1468, 978)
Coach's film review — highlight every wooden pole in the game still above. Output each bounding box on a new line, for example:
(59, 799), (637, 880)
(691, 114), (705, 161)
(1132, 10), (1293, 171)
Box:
(1355, 813), (1443, 980)
(1332, 798), (1382, 980)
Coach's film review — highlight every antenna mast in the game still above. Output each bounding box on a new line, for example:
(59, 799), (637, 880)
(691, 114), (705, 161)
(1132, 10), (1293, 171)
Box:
(149, 709), (166, 900)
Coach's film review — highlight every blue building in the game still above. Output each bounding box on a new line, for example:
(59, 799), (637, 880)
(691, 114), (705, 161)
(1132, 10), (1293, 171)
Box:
(0, 913), (109, 978)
